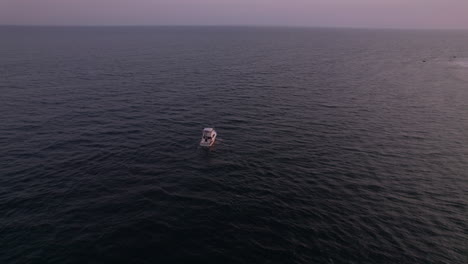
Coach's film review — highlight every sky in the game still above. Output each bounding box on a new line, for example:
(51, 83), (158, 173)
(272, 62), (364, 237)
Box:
(1, 0), (468, 29)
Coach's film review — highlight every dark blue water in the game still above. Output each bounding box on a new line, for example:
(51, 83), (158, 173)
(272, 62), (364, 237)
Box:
(1, 26), (467, 264)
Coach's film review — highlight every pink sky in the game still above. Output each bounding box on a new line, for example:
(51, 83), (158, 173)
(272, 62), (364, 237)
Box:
(1, 0), (468, 29)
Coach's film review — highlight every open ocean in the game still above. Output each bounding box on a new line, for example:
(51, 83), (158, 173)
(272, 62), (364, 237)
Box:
(1, 26), (467, 264)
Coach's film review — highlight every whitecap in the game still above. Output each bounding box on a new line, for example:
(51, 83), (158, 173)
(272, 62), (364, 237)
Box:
(453, 58), (468, 68)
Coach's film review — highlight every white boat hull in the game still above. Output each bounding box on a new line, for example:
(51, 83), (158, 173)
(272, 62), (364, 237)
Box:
(200, 128), (217, 147)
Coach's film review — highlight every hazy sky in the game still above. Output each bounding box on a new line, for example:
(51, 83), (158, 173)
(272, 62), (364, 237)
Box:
(1, 0), (468, 29)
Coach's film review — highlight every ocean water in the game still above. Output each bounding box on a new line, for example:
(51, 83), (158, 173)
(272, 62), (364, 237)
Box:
(1, 26), (467, 264)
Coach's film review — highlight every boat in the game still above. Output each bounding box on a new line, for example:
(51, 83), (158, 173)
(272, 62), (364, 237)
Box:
(200, 128), (217, 147)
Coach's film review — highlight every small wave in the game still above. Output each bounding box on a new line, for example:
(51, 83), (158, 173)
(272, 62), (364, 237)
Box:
(452, 58), (468, 68)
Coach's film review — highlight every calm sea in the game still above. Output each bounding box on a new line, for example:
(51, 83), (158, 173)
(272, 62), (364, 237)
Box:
(1, 26), (467, 264)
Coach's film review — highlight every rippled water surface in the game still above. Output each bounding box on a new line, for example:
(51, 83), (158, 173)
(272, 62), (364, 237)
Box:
(1, 26), (467, 264)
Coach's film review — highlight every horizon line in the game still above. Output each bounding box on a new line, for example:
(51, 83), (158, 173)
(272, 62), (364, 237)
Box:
(1, 24), (468, 31)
